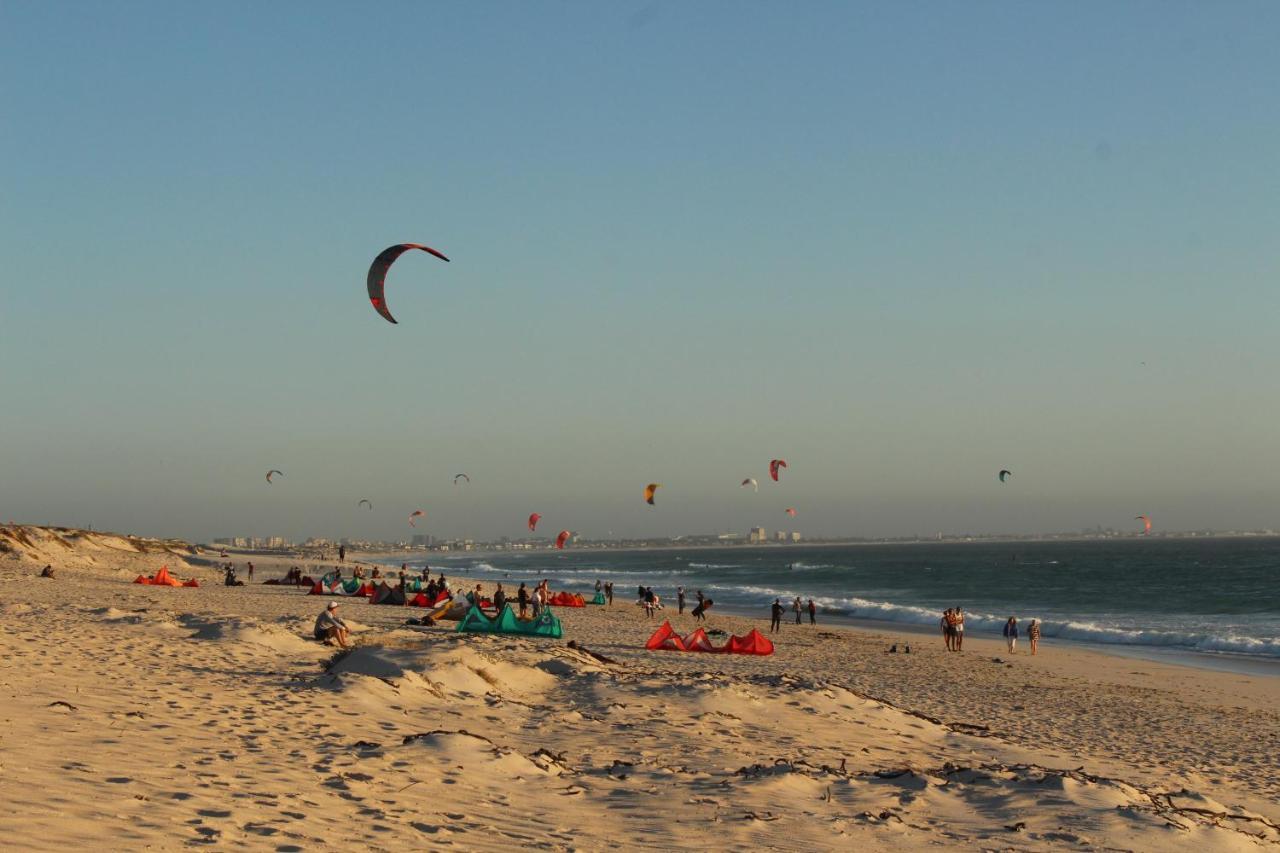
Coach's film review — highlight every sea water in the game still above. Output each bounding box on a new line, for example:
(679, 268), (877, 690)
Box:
(385, 537), (1280, 664)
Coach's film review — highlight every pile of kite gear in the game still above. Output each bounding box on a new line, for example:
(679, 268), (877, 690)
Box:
(547, 591), (586, 608)
(588, 591), (607, 605)
(133, 566), (199, 588)
(644, 621), (774, 656)
(309, 578), (374, 597)
(370, 582), (407, 606)
(456, 604), (563, 639)
(408, 589), (453, 608)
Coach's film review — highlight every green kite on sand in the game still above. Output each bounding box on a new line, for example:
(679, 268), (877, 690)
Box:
(456, 604), (563, 638)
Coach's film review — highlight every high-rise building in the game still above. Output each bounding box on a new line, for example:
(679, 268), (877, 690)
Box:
(776, 530), (788, 542)
(790, 531), (802, 542)
(749, 527), (767, 543)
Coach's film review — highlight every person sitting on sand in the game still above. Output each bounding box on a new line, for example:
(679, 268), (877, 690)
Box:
(1028, 619), (1041, 655)
(1003, 617), (1018, 654)
(371, 567), (381, 579)
(315, 602), (350, 648)
(770, 599), (783, 633)
(40, 565), (55, 578)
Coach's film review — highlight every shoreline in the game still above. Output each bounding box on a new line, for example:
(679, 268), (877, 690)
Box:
(2, 545), (1276, 847)
(351, 550), (1280, 679)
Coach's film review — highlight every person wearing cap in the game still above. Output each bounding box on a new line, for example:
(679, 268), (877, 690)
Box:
(315, 601), (351, 648)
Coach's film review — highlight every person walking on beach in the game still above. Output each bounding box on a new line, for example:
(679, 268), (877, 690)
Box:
(793, 597), (803, 625)
(517, 582), (529, 618)
(1003, 617), (1018, 654)
(677, 587), (686, 615)
(807, 598), (816, 625)
(691, 597), (711, 622)
(941, 609), (955, 651)
(314, 602), (351, 648)
(770, 599), (784, 633)
(1028, 619), (1041, 655)
(605, 581), (614, 605)
(955, 607), (966, 651)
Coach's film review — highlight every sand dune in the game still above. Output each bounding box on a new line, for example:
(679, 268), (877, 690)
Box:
(0, 539), (1275, 849)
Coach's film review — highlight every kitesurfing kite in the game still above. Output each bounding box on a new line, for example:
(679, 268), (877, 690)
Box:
(358, 499), (372, 510)
(265, 469), (283, 483)
(453, 473), (470, 485)
(999, 470), (1012, 482)
(1135, 515), (1152, 535)
(741, 478), (758, 492)
(366, 243), (450, 324)
(555, 529), (571, 549)
(769, 459), (787, 482)
(644, 483), (661, 506)
(408, 510), (426, 527)
(785, 507), (797, 517)
(528, 512), (542, 532)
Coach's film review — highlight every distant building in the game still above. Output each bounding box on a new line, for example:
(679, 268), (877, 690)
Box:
(790, 531), (802, 542)
(748, 527), (767, 544)
(411, 534), (431, 547)
(776, 530), (788, 542)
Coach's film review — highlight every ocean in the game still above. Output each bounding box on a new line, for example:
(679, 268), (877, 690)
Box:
(381, 537), (1280, 664)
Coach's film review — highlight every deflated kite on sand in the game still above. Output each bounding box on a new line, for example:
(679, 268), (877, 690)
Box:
(133, 566), (199, 587)
(456, 604), (563, 638)
(644, 621), (773, 655)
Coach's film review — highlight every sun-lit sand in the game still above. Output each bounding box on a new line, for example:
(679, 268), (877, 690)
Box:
(1, 528), (1277, 850)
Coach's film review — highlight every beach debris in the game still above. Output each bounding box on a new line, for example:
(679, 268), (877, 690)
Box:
(643, 483), (661, 506)
(265, 469), (283, 483)
(566, 640), (616, 664)
(48, 700), (78, 711)
(527, 512), (541, 531)
(366, 243), (450, 324)
(769, 458), (787, 481)
(998, 469), (1012, 482)
(408, 509), (425, 527)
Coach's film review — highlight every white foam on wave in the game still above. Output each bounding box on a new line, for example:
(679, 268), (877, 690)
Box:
(704, 583), (1280, 658)
(686, 562), (742, 569)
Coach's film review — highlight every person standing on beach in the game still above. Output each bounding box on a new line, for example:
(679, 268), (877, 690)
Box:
(517, 582), (529, 618)
(1003, 617), (1018, 654)
(338, 545), (345, 562)
(493, 583), (506, 612)
(793, 597), (803, 625)
(247, 562), (254, 582)
(771, 599), (784, 633)
(807, 599), (816, 625)
(595, 579), (602, 594)
(1028, 619), (1041, 655)
(955, 607), (966, 651)
(605, 581), (614, 605)
(677, 587), (686, 615)
(941, 609), (954, 651)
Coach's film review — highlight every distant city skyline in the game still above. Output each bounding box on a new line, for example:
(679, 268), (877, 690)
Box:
(2, 2), (1278, 542)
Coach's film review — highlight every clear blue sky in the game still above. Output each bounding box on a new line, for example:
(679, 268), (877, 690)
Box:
(2, 1), (1277, 542)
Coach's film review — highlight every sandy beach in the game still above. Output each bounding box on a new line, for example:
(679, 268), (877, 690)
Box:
(1, 531), (1277, 850)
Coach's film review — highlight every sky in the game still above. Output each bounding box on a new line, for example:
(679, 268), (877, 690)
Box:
(1, 1), (1278, 543)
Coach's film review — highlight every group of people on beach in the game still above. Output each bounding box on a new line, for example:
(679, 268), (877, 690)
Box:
(769, 596), (817, 632)
(941, 608), (1042, 654)
(1002, 616), (1041, 655)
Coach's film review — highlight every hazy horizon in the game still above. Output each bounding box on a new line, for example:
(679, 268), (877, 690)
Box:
(3, 2), (1278, 543)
